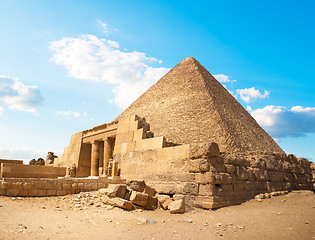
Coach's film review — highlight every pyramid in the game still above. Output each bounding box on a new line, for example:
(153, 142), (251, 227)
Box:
(117, 57), (284, 154)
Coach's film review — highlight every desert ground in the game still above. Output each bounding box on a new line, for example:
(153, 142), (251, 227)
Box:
(0, 190), (314, 240)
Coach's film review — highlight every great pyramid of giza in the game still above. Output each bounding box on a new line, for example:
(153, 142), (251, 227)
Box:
(118, 57), (284, 154)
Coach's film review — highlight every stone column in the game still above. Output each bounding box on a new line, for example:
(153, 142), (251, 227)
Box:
(103, 138), (113, 175)
(91, 141), (100, 176)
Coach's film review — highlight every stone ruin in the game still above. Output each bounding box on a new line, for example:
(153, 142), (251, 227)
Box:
(0, 57), (314, 211)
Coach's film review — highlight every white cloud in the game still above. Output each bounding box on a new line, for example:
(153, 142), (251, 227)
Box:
(248, 105), (315, 138)
(236, 87), (269, 103)
(55, 111), (82, 118)
(0, 148), (48, 163)
(0, 106), (4, 115)
(97, 20), (108, 35)
(213, 74), (236, 83)
(0, 75), (43, 112)
(49, 34), (170, 109)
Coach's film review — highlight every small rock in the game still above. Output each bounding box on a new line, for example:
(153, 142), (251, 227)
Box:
(305, 221), (309, 224)
(146, 218), (156, 224)
(256, 198), (262, 202)
(75, 204), (81, 208)
(187, 219), (193, 223)
(217, 223), (222, 227)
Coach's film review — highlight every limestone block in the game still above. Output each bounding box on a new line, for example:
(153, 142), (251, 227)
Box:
(224, 164), (236, 173)
(253, 168), (266, 181)
(173, 194), (184, 200)
(134, 128), (146, 142)
(156, 194), (173, 209)
(236, 166), (250, 181)
(183, 182), (199, 195)
(209, 157), (225, 172)
(144, 195), (158, 210)
(128, 180), (146, 192)
(57, 189), (67, 196)
(127, 142), (136, 152)
(233, 181), (245, 191)
(107, 197), (133, 210)
(189, 142), (220, 159)
(115, 134), (125, 145)
(268, 171), (284, 182)
(116, 123), (130, 134)
(169, 199), (185, 214)
(124, 132), (134, 142)
(143, 185), (156, 196)
(46, 189), (57, 196)
(173, 145), (190, 160)
(98, 184), (127, 198)
(11, 182), (23, 190)
(199, 184), (214, 196)
(250, 158), (266, 170)
(7, 189), (28, 197)
(113, 144), (122, 155)
(265, 157), (279, 171)
(130, 191), (149, 207)
(189, 158), (209, 173)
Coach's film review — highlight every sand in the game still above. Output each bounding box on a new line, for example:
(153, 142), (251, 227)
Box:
(0, 190), (314, 240)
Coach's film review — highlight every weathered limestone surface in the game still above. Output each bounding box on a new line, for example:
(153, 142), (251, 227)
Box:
(1, 163), (66, 178)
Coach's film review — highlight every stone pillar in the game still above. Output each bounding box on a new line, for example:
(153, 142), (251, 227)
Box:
(91, 141), (100, 176)
(103, 138), (113, 175)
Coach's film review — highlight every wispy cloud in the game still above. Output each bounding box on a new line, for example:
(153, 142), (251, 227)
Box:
(236, 87), (269, 103)
(97, 20), (108, 35)
(214, 74), (236, 83)
(49, 33), (170, 109)
(248, 105), (315, 138)
(55, 110), (86, 118)
(0, 106), (4, 115)
(0, 75), (43, 112)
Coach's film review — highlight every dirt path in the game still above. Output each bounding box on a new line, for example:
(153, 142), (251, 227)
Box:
(0, 191), (314, 240)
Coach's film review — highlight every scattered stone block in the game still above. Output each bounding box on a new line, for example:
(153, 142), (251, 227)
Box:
(156, 194), (173, 209)
(107, 197), (133, 211)
(144, 195), (158, 210)
(128, 180), (146, 192)
(130, 191), (149, 207)
(143, 185), (156, 196)
(98, 184), (126, 198)
(169, 199), (185, 214)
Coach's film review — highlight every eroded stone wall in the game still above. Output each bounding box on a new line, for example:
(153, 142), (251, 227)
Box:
(0, 177), (125, 197)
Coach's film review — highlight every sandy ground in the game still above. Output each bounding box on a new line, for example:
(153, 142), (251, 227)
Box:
(0, 190), (314, 240)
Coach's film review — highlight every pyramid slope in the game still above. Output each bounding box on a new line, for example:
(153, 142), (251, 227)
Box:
(117, 57), (284, 154)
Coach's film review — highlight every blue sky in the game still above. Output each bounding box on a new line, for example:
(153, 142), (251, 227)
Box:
(0, 0), (314, 162)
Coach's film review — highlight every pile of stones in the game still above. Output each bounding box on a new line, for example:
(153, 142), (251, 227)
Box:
(98, 180), (185, 213)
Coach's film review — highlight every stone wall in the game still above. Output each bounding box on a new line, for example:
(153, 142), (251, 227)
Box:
(0, 159), (23, 174)
(0, 163), (66, 178)
(0, 177), (125, 197)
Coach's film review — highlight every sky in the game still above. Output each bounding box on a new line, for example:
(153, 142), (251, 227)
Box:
(0, 0), (314, 162)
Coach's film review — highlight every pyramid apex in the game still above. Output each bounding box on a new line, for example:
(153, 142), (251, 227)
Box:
(180, 56), (199, 64)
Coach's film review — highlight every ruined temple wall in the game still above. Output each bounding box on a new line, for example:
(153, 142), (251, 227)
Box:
(113, 115), (313, 209)
(0, 177), (125, 197)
